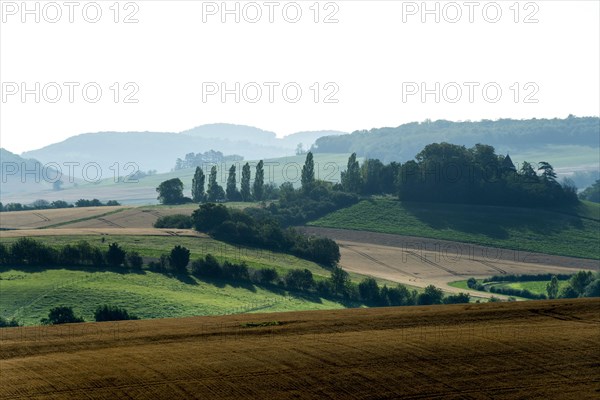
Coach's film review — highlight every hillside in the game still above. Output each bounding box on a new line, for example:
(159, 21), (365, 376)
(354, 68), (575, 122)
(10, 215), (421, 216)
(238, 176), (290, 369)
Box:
(309, 198), (600, 260)
(22, 124), (347, 175)
(312, 117), (600, 185)
(0, 266), (344, 326)
(0, 149), (69, 195)
(0, 153), (350, 205)
(1, 299), (598, 399)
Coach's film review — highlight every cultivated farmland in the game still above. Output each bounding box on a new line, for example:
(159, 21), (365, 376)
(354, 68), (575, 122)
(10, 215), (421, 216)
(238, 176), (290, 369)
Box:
(0, 299), (598, 399)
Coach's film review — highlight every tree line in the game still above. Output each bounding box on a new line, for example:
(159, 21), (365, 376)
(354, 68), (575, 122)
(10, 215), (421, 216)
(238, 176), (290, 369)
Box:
(0, 199), (120, 213)
(338, 143), (578, 208)
(312, 116), (600, 163)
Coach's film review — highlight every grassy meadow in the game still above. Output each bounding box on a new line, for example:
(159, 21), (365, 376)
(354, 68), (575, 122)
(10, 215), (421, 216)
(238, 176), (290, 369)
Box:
(310, 198), (600, 260)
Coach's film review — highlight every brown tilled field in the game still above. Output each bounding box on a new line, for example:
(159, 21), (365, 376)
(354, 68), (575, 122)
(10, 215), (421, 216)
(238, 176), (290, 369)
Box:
(1, 299), (598, 399)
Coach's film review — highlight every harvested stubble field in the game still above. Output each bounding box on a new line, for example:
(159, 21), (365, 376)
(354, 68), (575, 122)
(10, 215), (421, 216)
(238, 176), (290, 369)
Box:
(0, 299), (598, 399)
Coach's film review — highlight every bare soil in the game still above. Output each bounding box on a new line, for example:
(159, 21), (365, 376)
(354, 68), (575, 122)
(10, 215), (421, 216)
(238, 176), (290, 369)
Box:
(1, 299), (598, 399)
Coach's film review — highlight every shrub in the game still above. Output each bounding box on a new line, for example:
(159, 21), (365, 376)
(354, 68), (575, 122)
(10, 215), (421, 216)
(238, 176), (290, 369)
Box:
(106, 243), (126, 267)
(285, 269), (315, 291)
(191, 254), (222, 278)
(443, 293), (471, 304)
(417, 285), (444, 305)
(255, 268), (278, 285)
(583, 279), (600, 297)
(0, 316), (20, 328)
(169, 245), (190, 272)
(41, 306), (84, 325)
(94, 305), (138, 322)
(358, 277), (381, 305)
(126, 252), (144, 269)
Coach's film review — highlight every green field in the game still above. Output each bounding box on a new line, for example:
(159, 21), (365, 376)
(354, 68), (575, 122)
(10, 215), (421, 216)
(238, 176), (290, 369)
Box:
(0, 235), (334, 279)
(0, 234), (422, 326)
(309, 198), (600, 260)
(0, 267), (345, 326)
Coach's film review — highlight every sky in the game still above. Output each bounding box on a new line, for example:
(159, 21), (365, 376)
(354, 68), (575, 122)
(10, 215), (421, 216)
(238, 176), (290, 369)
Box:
(1, 0), (599, 154)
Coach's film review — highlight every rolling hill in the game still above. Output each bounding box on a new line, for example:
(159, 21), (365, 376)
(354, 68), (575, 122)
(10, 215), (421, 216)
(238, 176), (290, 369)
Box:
(21, 124), (347, 175)
(309, 198), (600, 260)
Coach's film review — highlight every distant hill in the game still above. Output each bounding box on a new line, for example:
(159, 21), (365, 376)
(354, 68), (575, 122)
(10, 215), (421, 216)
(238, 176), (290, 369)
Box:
(23, 124), (348, 175)
(0, 148), (68, 196)
(312, 116), (600, 164)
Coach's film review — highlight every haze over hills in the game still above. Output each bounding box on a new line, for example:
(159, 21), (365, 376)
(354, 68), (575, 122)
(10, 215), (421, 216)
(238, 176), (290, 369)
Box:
(3, 117), (600, 204)
(0, 149), (68, 195)
(21, 124), (347, 174)
(313, 116), (600, 164)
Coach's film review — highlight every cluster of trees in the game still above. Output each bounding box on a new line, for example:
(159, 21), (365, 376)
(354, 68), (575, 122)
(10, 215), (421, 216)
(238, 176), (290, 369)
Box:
(38, 305), (138, 325)
(174, 150), (243, 171)
(467, 271), (600, 300)
(552, 271), (600, 299)
(0, 199), (120, 212)
(189, 161), (279, 203)
(0, 238), (143, 269)
(338, 144), (579, 208)
(191, 203), (340, 266)
(190, 254), (470, 307)
(579, 179), (600, 203)
(312, 116), (600, 163)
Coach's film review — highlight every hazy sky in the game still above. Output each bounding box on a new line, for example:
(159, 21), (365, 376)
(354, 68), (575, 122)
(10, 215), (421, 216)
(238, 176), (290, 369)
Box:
(1, 0), (599, 153)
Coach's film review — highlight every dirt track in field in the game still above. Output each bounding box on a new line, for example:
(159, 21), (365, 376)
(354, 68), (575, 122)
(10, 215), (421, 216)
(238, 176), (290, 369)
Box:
(1, 299), (598, 399)
(299, 227), (600, 299)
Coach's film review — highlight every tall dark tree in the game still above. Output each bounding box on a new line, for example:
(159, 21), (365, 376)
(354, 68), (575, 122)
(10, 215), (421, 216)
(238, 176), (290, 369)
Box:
(301, 152), (315, 190)
(538, 161), (557, 183)
(226, 164), (240, 201)
(341, 152), (362, 193)
(253, 160), (265, 201)
(156, 178), (184, 204)
(207, 166), (225, 202)
(191, 167), (205, 203)
(106, 242), (126, 267)
(240, 162), (252, 202)
(169, 245), (190, 272)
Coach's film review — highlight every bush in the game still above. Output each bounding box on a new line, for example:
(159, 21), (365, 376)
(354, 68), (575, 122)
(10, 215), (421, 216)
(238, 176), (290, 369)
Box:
(358, 277), (381, 305)
(106, 243), (126, 267)
(191, 254), (222, 278)
(222, 261), (250, 281)
(583, 279), (600, 297)
(417, 285), (444, 305)
(284, 269), (315, 291)
(169, 245), (190, 272)
(443, 293), (471, 304)
(126, 252), (144, 269)
(41, 306), (84, 325)
(255, 267), (279, 285)
(559, 285), (579, 299)
(153, 214), (192, 229)
(0, 316), (20, 328)
(94, 305), (138, 322)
